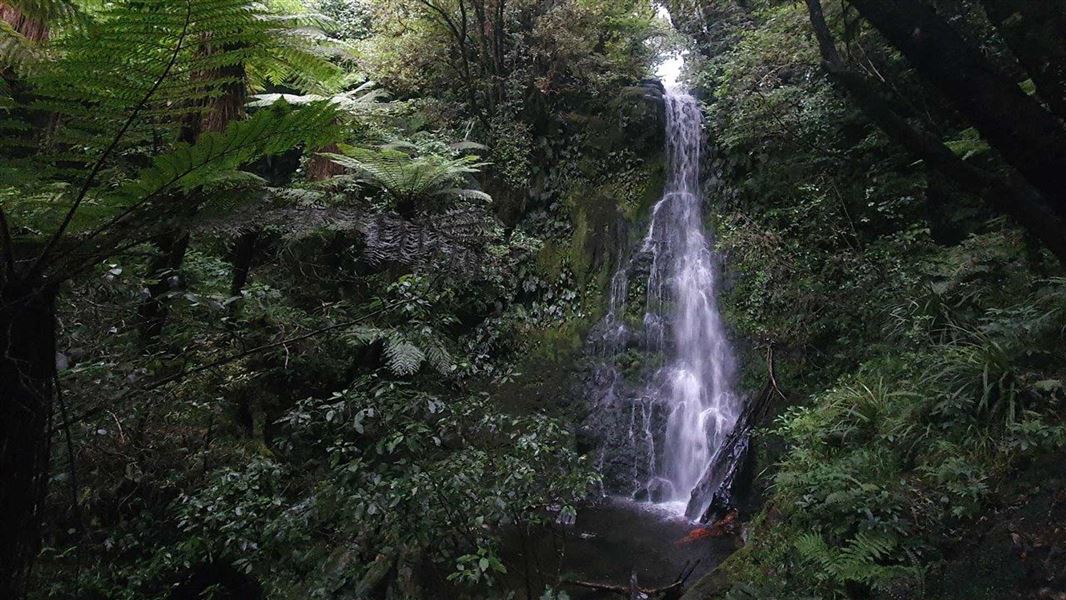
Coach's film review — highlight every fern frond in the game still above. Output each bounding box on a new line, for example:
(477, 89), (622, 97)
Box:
(5, 0), (343, 170)
(417, 335), (455, 375)
(385, 335), (426, 376)
(437, 188), (492, 203)
(5, 102), (338, 239)
(448, 141), (489, 153)
(249, 84), (387, 113)
(794, 532), (831, 569)
(322, 145), (490, 210)
(110, 101), (339, 207)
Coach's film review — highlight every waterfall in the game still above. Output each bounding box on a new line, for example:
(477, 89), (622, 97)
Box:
(586, 88), (740, 516)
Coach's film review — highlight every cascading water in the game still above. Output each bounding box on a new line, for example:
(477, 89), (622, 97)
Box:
(585, 85), (740, 516)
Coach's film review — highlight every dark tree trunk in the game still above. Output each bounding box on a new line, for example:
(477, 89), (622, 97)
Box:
(686, 376), (777, 522)
(848, 0), (1066, 216)
(137, 231), (190, 342)
(804, 0), (1066, 264)
(979, 0), (1066, 119)
(226, 229), (261, 324)
(0, 282), (57, 599)
(307, 142), (345, 182)
(228, 230), (258, 300)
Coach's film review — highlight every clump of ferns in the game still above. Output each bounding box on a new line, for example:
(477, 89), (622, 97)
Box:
(922, 280), (1066, 432)
(792, 528), (925, 598)
(786, 380), (905, 450)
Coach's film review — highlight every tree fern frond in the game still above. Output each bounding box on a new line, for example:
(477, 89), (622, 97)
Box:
(322, 145), (490, 210)
(3, 102), (340, 241)
(112, 101), (338, 205)
(437, 188), (492, 203)
(448, 140), (488, 153)
(249, 85), (387, 112)
(12, 0), (343, 166)
(385, 336), (426, 376)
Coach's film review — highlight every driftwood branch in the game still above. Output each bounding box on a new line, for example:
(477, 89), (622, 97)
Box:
(562, 561), (699, 599)
(564, 578), (680, 597)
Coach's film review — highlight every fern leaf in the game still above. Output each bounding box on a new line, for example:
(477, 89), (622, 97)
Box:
(115, 102), (338, 203)
(3, 102), (340, 236)
(385, 337), (425, 376)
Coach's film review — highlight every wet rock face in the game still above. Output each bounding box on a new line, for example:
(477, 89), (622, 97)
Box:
(582, 366), (667, 496)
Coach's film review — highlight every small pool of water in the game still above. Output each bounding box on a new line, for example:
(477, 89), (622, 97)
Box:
(500, 497), (736, 598)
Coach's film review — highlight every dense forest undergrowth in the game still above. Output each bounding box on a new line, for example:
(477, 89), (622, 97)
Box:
(0, 0), (1064, 599)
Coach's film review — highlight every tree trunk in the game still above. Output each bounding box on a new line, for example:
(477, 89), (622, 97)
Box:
(0, 3), (49, 43)
(804, 0), (1066, 264)
(685, 377), (776, 522)
(228, 230), (259, 301)
(848, 0), (1066, 216)
(0, 282), (57, 599)
(137, 231), (190, 342)
(979, 0), (1066, 120)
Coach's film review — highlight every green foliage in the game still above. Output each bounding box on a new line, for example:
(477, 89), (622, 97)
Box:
(722, 281), (1066, 598)
(488, 112), (533, 190)
(136, 382), (597, 596)
(0, 0), (346, 287)
(313, 0), (372, 42)
(794, 530), (921, 593)
(1, 0), (670, 597)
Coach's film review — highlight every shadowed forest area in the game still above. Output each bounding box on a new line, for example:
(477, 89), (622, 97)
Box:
(0, 0), (1064, 599)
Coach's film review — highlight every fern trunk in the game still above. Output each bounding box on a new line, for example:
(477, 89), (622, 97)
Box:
(0, 282), (57, 599)
(137, 231), (191, 342)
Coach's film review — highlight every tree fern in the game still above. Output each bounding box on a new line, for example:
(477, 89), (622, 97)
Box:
(322, 144), (491, 212)
(116, 101), (339, 202)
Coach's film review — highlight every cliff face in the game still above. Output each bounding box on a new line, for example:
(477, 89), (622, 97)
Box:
(489, 80), (667, 419)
